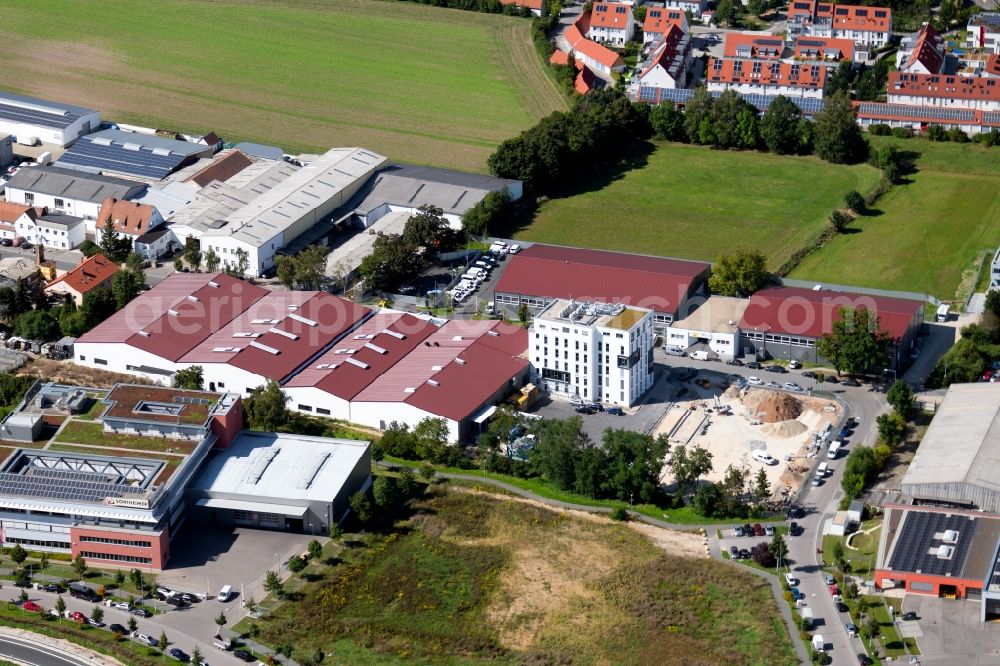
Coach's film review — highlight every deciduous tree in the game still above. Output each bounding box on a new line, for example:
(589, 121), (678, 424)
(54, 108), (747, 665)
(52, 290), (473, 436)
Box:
(708, 248), (769, 297)
(759, 95), (804, 154)
(244, 380), (290, 431)
(813, 92), (867, 164)
(886, 379), (914, 415)
(815, 307), (891, 377)
(667, 444), (713, 498)
(173, 366), (204, 391)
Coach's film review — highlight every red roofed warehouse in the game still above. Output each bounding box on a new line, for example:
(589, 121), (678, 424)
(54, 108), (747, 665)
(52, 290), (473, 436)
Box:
(494, 243), (711, 330)
(738, 286), (924, 370)
(45, 253), (119, 305)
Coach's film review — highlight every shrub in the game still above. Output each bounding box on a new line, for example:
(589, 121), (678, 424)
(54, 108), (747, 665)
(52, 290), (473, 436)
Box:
(867, 123), (892, 136)
(611, 507), (630, 521)
(947, 127), (970, 143)
(829, 210), (850, 233)
(926, 124), (948, 141)
(844, 190), (865, 213)
(890, 126), (914, 139)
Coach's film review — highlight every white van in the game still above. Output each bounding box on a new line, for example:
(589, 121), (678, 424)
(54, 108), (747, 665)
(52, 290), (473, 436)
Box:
(816, 462), (829, 477)
(218, 584), (233, 602)
(936, 304), (951, 322)
(690, 350), (710, 361)
(827, 441), (842, 459)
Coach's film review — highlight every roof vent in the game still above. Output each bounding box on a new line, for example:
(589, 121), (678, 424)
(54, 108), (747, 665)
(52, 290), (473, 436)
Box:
(167, 309), (180, 317)
(345, 357), (369, 369)
(232, 332), (260, 338)
(452, 336), (464, 342)
(364, 343), (387, 354)
(208, 280), (220, 288)
(268, 327), (299, 340)
(288, 313), (317, 327)
(212, 346), (241, 353)
(186, 295), (200, 303)
(250, 341), (280, 355)
(455, 357), (466, 365)
(942, 530), (959, 544)
(427, 379), (439, 387)
(137, 330), (150, 337)
(487, 330), (500, 337)
(431, 365), (442, 371)
(937, 545), (954, 559)
(404, 387), (416, 393)
(382, 329), (405, 340)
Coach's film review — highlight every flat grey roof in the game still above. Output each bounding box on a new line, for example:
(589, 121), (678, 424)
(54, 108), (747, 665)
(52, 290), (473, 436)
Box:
(190, 431), (369, 503)
(233, 142), (284, 160)
(37, 214), (84, 230)
(351, 163), (517, 216)
(670, 295), (750, 334)
(902, 383), (1000, 493)
(6, 165), (145, 202)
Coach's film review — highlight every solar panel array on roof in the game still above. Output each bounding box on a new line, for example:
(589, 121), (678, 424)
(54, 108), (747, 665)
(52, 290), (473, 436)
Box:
(888, 511), (977, 577)
(58, 137), (187, 179)
(0, 102), (81, 130)
(637, 87), (824, 114)
(858, 102), (976, 121)
(0, 469), (146, 504)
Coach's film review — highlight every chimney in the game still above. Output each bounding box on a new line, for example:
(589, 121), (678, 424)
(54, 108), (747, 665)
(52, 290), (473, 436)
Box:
(35, 244), (44, 266)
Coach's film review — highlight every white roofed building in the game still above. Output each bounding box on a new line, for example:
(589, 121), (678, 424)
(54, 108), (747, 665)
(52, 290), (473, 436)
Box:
(0, 92), (100, 148)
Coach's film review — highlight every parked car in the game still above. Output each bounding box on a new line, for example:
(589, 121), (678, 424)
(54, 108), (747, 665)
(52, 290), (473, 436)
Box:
(784, 573), (797, 586)
(726, 358), (743, 366)
(790, 587), (804, 601)
(765, 365), (788, 374)
(788, 360), (801, 369)
(233, 650), (255, 662)
(764, 524), (775, 536)
(135, 634), (158, 647)
(664, 346), (686, 357)
(41, 583), (62, 593)
(836, 601), (849, 613)
(753, 523), (764, 536)
(157, 586), (174, 598)
(857, 655), (873, 666)
(169, 648), (190, 662)
(789, 521), (800, 536)
(825, 375), (840, 383)
(732, 525), (744, 537)
(738, 549), (750, 560)
(606, 406), (623, 416)
(841, 378), (860, 387)
(69, 611), (86, 623)
(113, 601), (130, 610)
(802, 371), (818, 379)
(87, 617), (105, 627)
(574, 405), (596, 415)
(823, 574), (835, 585)
(828, 584), (840, 596)
(752, 450), (777, 465)
(130, 608), (152, 618)
(811, 475), (822, 486)
(507, 244), (520, 254)
(109, 623), (127, 634)
(901, 611), (918, 621)
(746, 361), (762, 370)
(845, 622), (858, 637)
(784, 382), (803, 391)
(22, 601), (41, 612)
(729, 546), (739, 559)
(742, 523), (753, 536)
(0, 239), (11, 247)
(747, 376), (763, 386)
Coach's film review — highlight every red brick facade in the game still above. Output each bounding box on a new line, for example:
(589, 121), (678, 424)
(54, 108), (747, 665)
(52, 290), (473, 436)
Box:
(71, 525), (170, 571)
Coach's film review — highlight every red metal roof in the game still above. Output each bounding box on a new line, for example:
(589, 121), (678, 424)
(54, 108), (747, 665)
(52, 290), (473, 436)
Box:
(904, 24), (944, 74)
(738, 286), (923, 341)
(77, 272), (224, 344)
(185, 149), (253, 188)
(494, 244), (709, 314)
(125, 274), (269, 362)
(284, 312), (438, 399)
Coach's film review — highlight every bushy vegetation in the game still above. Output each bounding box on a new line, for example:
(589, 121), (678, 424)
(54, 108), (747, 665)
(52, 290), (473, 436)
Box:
(815, 307), (892, 377)
(0, 374), (36, 420)
(927, 290), (1000, 388)
(256, 486), (797, 664)
(358, 205), (461, 292)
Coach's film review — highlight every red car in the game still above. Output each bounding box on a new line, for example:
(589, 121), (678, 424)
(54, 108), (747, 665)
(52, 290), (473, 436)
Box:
(984, 370), (994, 382)
(828, 584), (840, 596)
(69, 611), (86, 623)
(22, 601), (41, 612)
(753, 523), (765, 536)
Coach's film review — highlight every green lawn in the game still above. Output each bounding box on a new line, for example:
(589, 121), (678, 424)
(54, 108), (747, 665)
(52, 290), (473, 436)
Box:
(0, 0), (566, 172)
(511, 141), (882, 270)
(791, 138), (1000, 300)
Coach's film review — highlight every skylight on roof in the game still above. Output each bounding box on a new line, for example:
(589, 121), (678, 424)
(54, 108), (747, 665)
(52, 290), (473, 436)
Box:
(364, 343), (387, 355)
(232, 332), (260, 338)
(382, 329), (406, 340)
(250, 341), (280, 355)
(288, 313), (317, 327)
(212, 346), (241, 353)
(268, 327), (299, 340)
(345, 357), (369, 369)
(251, 318), (281, 325)
(427, 379), (439, 387)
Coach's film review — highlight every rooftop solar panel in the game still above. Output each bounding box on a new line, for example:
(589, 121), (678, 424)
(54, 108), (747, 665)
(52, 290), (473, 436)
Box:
(888, 511), (977, 577)
(0, 102), (80, 130)
(56, 135), (191, 179)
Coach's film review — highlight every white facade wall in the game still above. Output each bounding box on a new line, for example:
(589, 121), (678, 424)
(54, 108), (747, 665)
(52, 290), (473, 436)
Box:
(15, 218), (85, 250)
(135, 232), (173, 260)
(200, 234), (272, 278)
(857, 115), (998, 136)
(185, 363), (269, 397)
(4, 187), (105, 224)
(832, 28), (890, 48)
(886, 91), (1000, 112)
(0, 109), (99, 148)
(664, 326), (739, 358)
(588, 24), (633, 47)
(664, 0), (705, 12)
(284, 387), (352, 421)
(573, 51), (614, 76)
(707, 80), (824, 99)
(74, 343), (178, 383)
(530, 309), (654, 406)
(639, 63), (683, 89)
(966, 27), (1000, 53)
(350, 401), (460, 442)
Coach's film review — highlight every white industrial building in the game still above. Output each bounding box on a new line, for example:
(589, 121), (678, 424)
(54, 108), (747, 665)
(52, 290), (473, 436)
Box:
(15, 212), (86, 250)
(194, 147), (387, 277)
(188, 430), (371, 533)
(665, 296), (749, 359)
(529, 299), (655, 406)
(0, 92), (100, 148)
(3, 166), (146, 224)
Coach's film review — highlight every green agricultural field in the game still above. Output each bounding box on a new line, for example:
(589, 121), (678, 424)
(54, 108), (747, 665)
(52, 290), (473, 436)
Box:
(255, 486), (797, 665)
(790, 138), (1000, 300)
(0, 0), (565, 172)
(511, 142), (881, 270)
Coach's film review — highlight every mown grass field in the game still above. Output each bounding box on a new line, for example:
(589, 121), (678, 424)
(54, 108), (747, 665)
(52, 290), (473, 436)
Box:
(255, 486), (797, 665)
(511, 141), (882, 270)
(790, 138), (1000, 300)
(0, 0), (565, 172)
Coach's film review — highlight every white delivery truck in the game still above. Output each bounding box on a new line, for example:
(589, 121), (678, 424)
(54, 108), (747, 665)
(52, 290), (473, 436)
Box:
(800, 606), (814, 629)
(811, 634), (825, 652)
(218, 584), (233, 602)
(690, 350), (710, 361)
(936, 304), (951, 322)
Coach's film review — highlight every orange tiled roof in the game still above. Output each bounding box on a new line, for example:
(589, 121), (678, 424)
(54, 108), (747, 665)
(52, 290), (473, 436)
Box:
(904, 24), (944, 73)
(724, 32), (785, 59)
(95, 198), (157, 237)
(889, 72), (1000, 102)
(0, 202), (41, 224)
(707, 57), (828, 89)
(643, 6), (686, 35)
(46, 253), (119, 295)
(590, 1), (633, 29)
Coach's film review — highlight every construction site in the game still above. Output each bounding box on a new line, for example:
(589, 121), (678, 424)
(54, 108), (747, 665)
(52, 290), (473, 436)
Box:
(654, 374), (842, 501)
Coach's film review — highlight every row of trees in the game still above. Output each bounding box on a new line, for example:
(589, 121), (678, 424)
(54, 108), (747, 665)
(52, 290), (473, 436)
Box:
(275, 245), (329, 291)
(358, 205), (461, 292)
(488, 89), (653, 193)
(651, 90), (867, 165)
(374, 417), (470, 469)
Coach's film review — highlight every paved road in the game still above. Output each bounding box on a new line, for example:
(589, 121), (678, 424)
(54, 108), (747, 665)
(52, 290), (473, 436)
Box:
(0, 246), (81, 273)
(0, 633), (95, 666)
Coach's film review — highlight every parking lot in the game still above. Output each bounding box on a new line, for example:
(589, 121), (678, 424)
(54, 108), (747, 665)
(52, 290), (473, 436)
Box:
(901, 596), (1000, 664)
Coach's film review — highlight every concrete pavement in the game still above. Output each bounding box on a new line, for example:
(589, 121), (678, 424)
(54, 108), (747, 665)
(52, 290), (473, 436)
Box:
(0, 631), (98, 666)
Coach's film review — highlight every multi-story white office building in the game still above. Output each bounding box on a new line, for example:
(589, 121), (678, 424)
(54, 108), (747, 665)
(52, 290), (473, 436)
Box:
(529, 300), (654, 407)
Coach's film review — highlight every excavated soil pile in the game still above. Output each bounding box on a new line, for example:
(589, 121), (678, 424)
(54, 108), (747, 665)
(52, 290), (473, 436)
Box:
(746, 390), (803, 423)
(763, 420), (808, 437)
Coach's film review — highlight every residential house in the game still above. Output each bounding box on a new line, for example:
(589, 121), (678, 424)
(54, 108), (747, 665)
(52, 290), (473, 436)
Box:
(498, 0), (544, 15)
(15, 212), (86, 250)
(793, 35), (855, 61)
(45, 253), (119, 306)
(642, 5), (688, 43)
(855, 100), (1000, 135)
(896, 23), (945, 74)
(706, 58), (828, 99)
(566, 12), (627, 76)
(588, 2), (635, 46)
(664, 0), (706, 15)
(635, 25), (692, 91)
(724, 32), (785, 60)
(3, 166), (146, 230)
(789, 0), (892, 51)
(887, 72), (1000, 112)
(967, 13), (1000, 53)
(95, 198), (164, 254)
(0, 202), (43, 241)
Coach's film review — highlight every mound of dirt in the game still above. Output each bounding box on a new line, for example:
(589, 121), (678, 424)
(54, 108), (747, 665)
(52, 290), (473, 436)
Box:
(762, 420), (808, 438)
(749, 391), (803, 423)
(723, 385), (742, 400)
